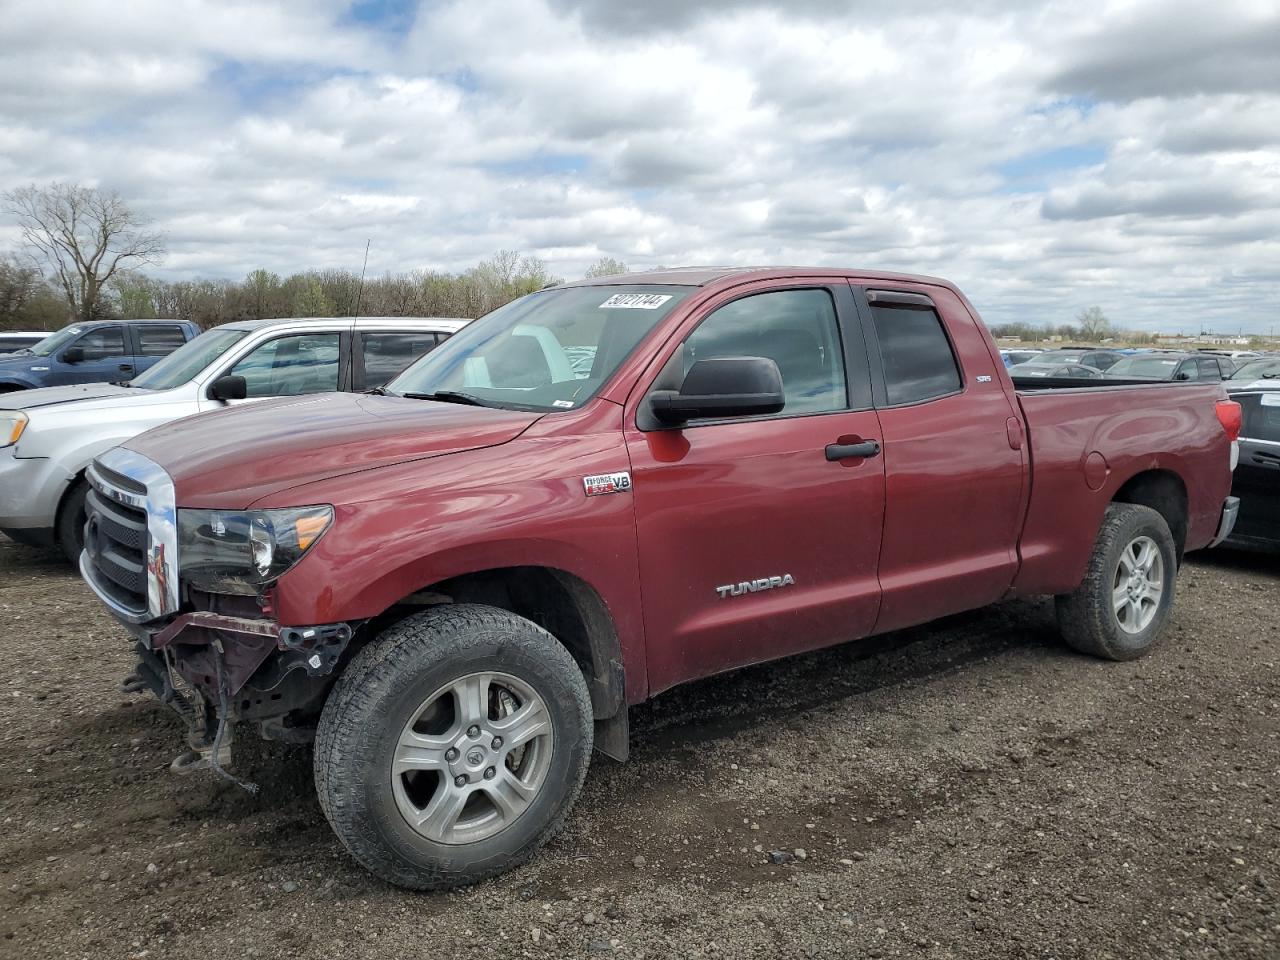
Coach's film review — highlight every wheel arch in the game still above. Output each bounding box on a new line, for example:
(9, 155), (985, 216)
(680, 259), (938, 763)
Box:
(1110, 468), (1188, 559)
(375, 565), (630, 760)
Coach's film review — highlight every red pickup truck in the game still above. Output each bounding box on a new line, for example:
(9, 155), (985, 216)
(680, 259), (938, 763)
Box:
(79, 267), (1241, 890)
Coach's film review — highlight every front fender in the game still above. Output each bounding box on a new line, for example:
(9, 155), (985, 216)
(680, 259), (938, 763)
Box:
(266, 403), (648, 701)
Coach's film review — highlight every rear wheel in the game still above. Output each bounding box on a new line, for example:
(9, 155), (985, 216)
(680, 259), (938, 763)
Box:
(1055, 503), (1177, 661)
(314, 604), (593, 890)
(55, 478), (89, 565)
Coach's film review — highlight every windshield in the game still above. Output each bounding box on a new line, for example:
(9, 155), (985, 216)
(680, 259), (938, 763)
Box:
(131, 328), (247, 390)
(1038, 351), (1084, 363)
(388, 285), (693, 411)
(1230, 358), (1280, 380)
(1107, 357), (1180, 378)
(29, 326), (86, 357)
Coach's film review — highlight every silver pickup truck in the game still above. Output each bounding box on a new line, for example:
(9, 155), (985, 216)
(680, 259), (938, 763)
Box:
(0, 316), (467, 560)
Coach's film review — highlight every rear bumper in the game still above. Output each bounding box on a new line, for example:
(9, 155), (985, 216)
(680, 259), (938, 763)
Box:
(1207, 496), (1241, 548)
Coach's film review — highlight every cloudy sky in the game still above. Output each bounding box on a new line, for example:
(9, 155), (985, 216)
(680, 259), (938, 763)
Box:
(2, 0), (1279, 332)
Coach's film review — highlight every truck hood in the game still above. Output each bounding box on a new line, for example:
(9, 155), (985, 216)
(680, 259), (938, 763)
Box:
(0, 381), (142, 411)
(123, 392), (545, 508)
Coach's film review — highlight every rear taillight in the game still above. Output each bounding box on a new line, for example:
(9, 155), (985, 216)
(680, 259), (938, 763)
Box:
(1216, 399), (1242, 442)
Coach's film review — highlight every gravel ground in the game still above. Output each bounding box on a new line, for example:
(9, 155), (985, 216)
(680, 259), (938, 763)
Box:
(1, 532), (1278, 960)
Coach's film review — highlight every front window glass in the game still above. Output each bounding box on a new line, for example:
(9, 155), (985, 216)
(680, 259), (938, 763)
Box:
(30, 326), (85, 357)
(389, 285), (692, 411)
(229, 333), (341, 397)
(132, 328), (248, 390)
(683, 289), (847, 415)
(78, 327), (126, 359)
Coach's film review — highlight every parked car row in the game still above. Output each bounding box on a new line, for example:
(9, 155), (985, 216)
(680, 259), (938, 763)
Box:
(0, 316), (467, 560)
(1001, 347), (1280, 384)
(0, 330), (47, 354)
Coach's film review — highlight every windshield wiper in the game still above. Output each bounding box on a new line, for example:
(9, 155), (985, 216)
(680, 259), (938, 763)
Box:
(401, 390), (497, 408)
(365, 386), (388, 396)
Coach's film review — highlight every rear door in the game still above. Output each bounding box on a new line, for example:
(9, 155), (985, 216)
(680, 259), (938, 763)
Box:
(625, 280), (886, 693)
(854, 284), (1026, 633)
(131, 323), (191, 375)
(353, 330), (443, 391)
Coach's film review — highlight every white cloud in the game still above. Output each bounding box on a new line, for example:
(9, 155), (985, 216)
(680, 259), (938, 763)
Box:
(1, 0), (1279, 331)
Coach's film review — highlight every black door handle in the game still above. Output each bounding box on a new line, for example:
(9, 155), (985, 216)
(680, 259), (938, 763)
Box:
(118, 363), (133, 372)
(825, 440), (881, 461)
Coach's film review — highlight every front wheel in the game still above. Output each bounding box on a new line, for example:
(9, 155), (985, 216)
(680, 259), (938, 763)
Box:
(314, 604), (594, 890)
(55, 478), (89, 565)
(1055, 503), (1178, 661)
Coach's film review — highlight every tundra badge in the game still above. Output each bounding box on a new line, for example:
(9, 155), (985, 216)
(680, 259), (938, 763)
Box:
(716, 574), (796, 599)
(583, 472), (632, 497)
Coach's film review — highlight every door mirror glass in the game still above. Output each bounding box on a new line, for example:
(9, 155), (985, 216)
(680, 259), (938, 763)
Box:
(61, 346), (85, 364)
(208, 374), (248, 401)
(650, 356), (785, 424)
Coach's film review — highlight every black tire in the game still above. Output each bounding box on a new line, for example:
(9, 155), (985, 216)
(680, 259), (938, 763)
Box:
(314, 603), (594, 890)
(1055, 503), (1178, 661)
(55, 478), (89, 565)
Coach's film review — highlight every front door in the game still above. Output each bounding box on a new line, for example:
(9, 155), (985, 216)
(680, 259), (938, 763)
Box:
(625, 283), (885, 695)
(57, 325), (133, 384)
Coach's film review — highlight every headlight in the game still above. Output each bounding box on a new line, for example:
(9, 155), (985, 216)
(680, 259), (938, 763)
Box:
(177, 505), (333, 595)
(0, 411), (27, 448)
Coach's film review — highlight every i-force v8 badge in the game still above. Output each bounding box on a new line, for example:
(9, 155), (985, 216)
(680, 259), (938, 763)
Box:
(583, 472), (632, 497)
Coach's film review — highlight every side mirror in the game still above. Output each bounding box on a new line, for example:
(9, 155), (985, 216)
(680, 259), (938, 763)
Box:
(61, 346), (84, 364)
(649, 357), (785, 425)
(1174, 371), (1192, 381)
(209, 374), (247, 401)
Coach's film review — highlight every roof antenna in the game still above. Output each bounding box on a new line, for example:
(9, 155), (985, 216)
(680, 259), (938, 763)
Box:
(351, 239), (371, 317)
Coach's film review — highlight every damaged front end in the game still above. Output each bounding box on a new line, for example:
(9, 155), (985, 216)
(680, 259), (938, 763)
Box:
(120, 601), (357, 780)
(79, 447), (354, 784)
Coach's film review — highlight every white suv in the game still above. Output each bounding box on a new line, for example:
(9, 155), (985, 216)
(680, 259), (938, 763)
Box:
(0, 316), (467, 559)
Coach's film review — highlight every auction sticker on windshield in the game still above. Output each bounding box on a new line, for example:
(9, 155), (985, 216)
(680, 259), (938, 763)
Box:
(598, 293), (673, 310)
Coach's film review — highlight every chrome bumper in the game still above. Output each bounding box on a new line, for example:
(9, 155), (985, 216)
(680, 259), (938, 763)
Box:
(1208, 496), (1241, 548)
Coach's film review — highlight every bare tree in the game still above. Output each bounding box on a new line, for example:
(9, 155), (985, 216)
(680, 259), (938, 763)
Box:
(5, 183), (165, 322)
(1076, 305), (1112, 342)
(584, 256), (628, 278)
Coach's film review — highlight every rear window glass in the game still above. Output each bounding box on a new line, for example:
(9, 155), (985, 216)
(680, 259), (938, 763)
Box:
(869, 305), (962, 405)
(137, 325), (189, 357)
(361, 332), (441, 388)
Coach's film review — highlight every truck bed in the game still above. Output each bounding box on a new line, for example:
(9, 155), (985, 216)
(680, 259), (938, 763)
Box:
(1009, 379), (1231, 597)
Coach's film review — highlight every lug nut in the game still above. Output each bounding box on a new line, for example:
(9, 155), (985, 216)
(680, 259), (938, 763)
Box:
(491, 736), (503, 749)
(454, 774), (468, 788)
(445, 747), (459, 762)
(483, 767), (496, 780)
(467, 724), (481, 738)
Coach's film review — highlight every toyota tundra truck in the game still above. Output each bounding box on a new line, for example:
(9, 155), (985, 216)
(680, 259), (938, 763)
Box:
(78, 267), (1241, 890)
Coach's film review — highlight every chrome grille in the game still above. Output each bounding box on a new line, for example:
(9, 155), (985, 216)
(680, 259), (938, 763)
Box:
(84, 488), (148, 613)
(80, 448), (179, 624)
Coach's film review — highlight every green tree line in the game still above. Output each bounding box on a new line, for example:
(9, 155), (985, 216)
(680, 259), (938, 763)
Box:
(0, 250), (595, 331)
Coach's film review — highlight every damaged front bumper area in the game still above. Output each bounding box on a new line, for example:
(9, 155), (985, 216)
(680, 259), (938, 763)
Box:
(118, 608), (357, 749)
